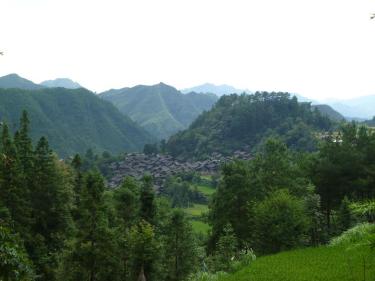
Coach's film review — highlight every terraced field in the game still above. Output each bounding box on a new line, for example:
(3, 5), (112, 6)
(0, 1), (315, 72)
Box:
(183, 176), (216, 234)
(218, 245), (374, 281)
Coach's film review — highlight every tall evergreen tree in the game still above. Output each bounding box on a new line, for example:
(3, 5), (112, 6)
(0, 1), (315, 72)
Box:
(164, 210), (197, 281)
(0, 124), (29, 234)
(59, 171), (119, 281)
(139, 175), (156, 224)
(30, 137), (73, 281)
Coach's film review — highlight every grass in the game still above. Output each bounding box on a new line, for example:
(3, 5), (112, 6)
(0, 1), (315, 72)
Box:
(184, 204), (209, 217)
(184, 203), (210, 235)
(217, 245), (374, 281)
(196, 184), (216, 196)
(191, 220), (211, 234)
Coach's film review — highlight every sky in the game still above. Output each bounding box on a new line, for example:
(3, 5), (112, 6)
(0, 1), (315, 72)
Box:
(1, 0), (375, 100)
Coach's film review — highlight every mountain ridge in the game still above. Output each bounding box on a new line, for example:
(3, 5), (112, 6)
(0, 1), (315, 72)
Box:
(100, 83), (218, 140)
(0, 87), (153, 156)
(40, 78), (82, 89)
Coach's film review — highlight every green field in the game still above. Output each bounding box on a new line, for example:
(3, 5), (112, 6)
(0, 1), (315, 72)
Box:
(185, 176), (216, 235)
(185, 204), (209, 217)
(196, 184), (216, 196)
(191, 220), (211, 234)
(218, 245), (374, 281)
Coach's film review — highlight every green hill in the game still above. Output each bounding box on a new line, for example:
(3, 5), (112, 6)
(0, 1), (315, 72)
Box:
(0, 87), (153, 157)
(100, 83), (218, 140)
(0, 73), (44, 90)
(166, 92), (334, 159)
(312, 104), (345, 121)
(215, 244), (372, 281)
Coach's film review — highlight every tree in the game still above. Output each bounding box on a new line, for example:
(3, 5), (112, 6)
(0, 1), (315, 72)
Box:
(211, 224), (237, 272)
(337, 196), (353, 233)
(29, 137), (73, 281)
(129, 220), (159, 281)
(164, 210), (197, 281)
(115, 176), (140, 228)
(0, 122), (34, 244)
(59, 171), (119, 281)
(143, 143), (159, 155)
(0, 225), (34, 281)
(139, 175), (156, 224)
(254, 190), (308, 254)
(303, 187), (326, 245)
(113, 177), (141, 280)
(208, 160), (254, 251)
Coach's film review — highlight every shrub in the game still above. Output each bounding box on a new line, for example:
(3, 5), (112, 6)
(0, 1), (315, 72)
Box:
(329, 223), (375, 247)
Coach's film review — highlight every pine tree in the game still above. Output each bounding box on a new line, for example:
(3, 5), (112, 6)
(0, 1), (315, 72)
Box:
(71, 154), (84, 219)
(129, 220), (159, 281)
(337, 196), (352, 233)
(0, 124), (28, 233)
(164, 210), (197, 281)
(14, 110), (34, 181)
(114, 177), (141, 280)
(59, 171), (119, 281)
(30, 137), (73, 281)
(139, 175), (156, 224)
(212, 224), (237, 272)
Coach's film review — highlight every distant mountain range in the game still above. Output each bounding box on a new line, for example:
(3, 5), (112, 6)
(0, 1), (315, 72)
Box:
(100, 83), (218, 140)
(0, 74), (153, 156)
(40, 78), (82, 89)
(321, 96), (375, 120)
(0, 74), (82, 90)
(181, 83), (251, 96)
(0, 73), (45, 90)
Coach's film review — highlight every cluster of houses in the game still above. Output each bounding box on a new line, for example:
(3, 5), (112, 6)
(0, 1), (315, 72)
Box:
(107, 150), (251, 190)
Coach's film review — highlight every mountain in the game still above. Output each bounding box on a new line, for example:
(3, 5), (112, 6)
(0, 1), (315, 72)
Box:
(311, 104), (345, 122)
(40, 78), (82, 89)
(0, 87), (153, 157)
(321, 95), (375, 119)
(100, 83), (218, 140)
(0, 73), (44, 90)
(166, 92), (334, 160)
(181, 83), (250, 96)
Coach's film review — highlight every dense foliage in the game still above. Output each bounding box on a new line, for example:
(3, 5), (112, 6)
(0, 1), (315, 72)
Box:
(0, 88), (153, 157)
(166, 92), (334, 159)
(1, 108), (374, 281)
(100, 83), (218, 140)
(0, 112), (198, 281)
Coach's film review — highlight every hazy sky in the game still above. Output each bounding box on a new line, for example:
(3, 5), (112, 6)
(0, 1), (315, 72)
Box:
(1, 0), (375, 99)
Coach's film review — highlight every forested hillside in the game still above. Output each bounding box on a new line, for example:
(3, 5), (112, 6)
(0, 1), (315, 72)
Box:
(100, 83), (218, 140)
(0, 88), (153, 156)
(166, 92), (334, 159)
(1, 112), (375, 281)
(311, 104), (345, 121)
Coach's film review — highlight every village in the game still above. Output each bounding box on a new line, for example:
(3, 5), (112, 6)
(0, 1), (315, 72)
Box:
(107, 150), (251, 190)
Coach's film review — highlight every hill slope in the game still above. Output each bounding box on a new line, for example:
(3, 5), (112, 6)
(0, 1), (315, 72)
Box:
(322, 95), (375, 119)
(100, 83), (218, 140)
(166, 92), (334, 159)
(0, 88), (153, 156)
(40, 78), (82, 89)
(216, 244), (372, 281)
(0, 73), (44, 90)
(311, 104), (345, 121)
